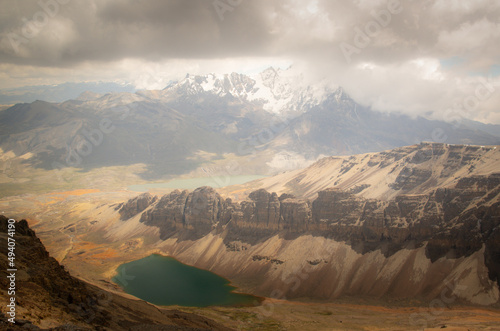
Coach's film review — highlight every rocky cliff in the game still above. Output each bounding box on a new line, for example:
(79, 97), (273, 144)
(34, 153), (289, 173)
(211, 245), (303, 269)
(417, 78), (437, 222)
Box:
(0, 216), (232, 330)
(129, 187), (312, 241)
(115, 143), (500, 304)
(120, 172), (500, 290)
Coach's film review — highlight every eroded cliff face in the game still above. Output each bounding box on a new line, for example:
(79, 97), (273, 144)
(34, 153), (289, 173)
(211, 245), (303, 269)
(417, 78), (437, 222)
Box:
(114, 143), (500, 304)
(121, 176), (499, 240)
(118, 192), (157, 220)
(118, 172), (500, 302)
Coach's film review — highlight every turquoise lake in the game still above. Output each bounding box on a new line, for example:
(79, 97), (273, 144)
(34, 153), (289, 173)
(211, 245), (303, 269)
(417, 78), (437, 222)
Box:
(128, 175), (266, 192)
(112, 254), (259, 307)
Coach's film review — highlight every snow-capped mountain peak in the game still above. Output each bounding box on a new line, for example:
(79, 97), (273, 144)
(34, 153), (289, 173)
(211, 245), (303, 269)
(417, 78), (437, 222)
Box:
(162, 67), (335, 116)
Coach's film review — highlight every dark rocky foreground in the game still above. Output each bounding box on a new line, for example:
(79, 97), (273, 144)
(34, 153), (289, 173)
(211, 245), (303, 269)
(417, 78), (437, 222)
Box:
(119, 173), (500, 288)
(0, 216), (233, 330)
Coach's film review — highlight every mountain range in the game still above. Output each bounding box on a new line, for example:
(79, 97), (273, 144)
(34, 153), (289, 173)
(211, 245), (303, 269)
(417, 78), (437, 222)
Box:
(0, 82), (135, 105)
(1, 67), (499, 180)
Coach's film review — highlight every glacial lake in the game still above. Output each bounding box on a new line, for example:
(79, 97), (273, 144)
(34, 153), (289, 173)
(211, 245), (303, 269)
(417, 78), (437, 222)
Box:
(128, 175), (266, 192)
(112, 254), (259, 307)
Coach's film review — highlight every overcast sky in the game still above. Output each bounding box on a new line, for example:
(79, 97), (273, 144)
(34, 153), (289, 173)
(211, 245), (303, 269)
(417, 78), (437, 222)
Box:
(0, 0), (499, 123)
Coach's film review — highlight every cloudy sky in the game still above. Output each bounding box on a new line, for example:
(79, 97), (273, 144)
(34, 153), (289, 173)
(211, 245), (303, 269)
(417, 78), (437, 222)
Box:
(0, 0), (499, 123)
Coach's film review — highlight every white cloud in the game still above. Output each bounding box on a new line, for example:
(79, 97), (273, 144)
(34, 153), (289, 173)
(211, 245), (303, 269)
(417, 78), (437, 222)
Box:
(437, 19), (500, 54)
(0, 0), (498, 123)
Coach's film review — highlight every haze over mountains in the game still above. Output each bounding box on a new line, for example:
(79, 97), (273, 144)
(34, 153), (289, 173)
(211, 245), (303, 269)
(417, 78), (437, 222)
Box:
(1, 68), (499, 181)
(0, 82), (135, 104)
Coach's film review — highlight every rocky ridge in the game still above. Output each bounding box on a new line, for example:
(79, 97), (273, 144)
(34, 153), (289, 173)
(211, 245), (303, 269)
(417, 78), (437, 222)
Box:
(118, 144), (500, 303)
(120, 174), (500, 286)
(233, 142), (500, 201)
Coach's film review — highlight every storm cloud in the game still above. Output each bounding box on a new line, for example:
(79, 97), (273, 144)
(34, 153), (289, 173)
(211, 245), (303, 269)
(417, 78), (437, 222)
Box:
(1, 0), (499, 122)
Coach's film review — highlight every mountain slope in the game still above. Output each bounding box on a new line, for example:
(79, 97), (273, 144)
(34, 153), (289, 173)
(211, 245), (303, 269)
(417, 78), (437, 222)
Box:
(229, 142), (500, 201)
(267, 93), (500, 160)
(0, 98), (237, 177)
(111, 143), (500, 305)
(0, 216), (232, 330)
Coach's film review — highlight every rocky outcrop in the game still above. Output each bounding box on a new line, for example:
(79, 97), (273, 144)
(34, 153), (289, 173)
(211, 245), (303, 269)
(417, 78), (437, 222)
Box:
(139, 189), (189, 239)
(118, 192), (157, 220)
(136, 187), (228, 239)
(248, 189), (281, 229)
(131, 188), (314, 240)
(312, 188), (364, 225)
(120, 172), (500, 286)
(184, 186), (226, 237)
(279, 197), (311, 232)
(230, 189), (281, 231)
(0, 216), (107, 328)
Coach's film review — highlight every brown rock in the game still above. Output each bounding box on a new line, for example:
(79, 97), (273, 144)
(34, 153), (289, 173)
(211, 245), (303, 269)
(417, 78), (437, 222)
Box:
(119, 192), (157, 220)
